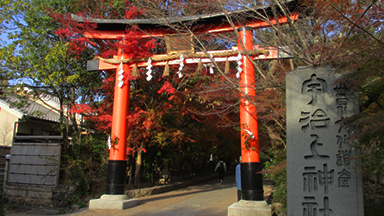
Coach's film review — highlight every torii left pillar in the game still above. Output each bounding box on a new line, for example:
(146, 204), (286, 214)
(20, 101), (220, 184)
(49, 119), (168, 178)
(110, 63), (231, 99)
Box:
(89, 40), (139, 210)
(228, 27), (271, 216)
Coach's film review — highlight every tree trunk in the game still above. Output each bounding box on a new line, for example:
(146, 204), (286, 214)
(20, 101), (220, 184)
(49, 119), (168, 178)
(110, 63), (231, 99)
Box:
(134, 142), (144, 187)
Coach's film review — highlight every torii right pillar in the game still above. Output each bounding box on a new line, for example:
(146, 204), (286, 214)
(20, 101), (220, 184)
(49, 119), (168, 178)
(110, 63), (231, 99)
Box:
(228, 27), (271, 216)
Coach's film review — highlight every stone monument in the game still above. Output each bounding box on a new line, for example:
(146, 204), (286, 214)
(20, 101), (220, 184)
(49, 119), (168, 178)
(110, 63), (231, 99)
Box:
(286, 66), (364, 215)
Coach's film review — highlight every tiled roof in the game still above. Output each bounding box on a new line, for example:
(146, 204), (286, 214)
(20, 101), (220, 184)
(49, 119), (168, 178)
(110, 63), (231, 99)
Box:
(2, 95), (60, 123)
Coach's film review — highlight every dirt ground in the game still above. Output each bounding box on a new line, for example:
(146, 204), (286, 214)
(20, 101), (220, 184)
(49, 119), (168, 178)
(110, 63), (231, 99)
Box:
(5, 176), (275, 216)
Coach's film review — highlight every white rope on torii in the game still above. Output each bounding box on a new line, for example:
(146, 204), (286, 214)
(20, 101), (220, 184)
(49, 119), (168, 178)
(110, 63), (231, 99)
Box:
(95, 49), (269, 65)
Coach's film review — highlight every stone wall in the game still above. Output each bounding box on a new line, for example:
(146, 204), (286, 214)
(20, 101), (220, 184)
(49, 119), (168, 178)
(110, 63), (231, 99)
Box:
(3, 184), (75, 207)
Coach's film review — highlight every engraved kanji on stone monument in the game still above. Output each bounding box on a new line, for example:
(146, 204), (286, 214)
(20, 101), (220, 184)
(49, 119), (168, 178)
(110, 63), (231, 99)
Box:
(336, 150), (352, 167)
(304, 134), (330, 159)
(287, 66), (364, 216)
(317, 164), (334, 193)
(303, 166), (319, 192)
(319, 197), (333, 216)
(302, 196), (318, 216)
(338, 169), (352, 187)
(300, 109), (331, 131)
(335, 117), (350, 134)
(336, 134), (350, 149)
(334, 84), (349, 117)
(302, 196), (333, 216)
(301, 74), (327, 105)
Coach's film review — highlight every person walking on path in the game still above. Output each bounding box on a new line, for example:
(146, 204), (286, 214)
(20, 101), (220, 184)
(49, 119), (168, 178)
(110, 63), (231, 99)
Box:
(235, 159), (241, 201)
(214, 158), (226, 184)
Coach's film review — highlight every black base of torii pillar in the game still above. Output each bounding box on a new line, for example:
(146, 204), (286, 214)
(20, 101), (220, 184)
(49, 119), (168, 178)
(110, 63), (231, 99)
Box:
(241, 162), (264, 200)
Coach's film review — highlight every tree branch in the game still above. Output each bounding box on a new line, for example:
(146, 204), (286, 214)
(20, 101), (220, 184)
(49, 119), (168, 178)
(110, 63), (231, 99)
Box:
(325, 0), (384, 46)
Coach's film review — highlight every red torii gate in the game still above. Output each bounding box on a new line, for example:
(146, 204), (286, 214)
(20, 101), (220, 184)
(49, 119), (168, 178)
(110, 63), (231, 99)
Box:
(73, 1), (299, 205)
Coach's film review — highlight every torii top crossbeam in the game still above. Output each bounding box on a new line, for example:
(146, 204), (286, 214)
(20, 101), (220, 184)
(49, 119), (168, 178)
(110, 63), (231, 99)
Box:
(72, 0), (301, 39)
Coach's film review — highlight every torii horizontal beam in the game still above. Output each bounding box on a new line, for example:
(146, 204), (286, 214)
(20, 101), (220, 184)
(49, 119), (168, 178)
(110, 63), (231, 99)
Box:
(87, 46), (292, 71)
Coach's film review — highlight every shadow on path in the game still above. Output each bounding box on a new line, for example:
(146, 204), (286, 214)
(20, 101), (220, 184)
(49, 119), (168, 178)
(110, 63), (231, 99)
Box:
(139, 179), (236, 204)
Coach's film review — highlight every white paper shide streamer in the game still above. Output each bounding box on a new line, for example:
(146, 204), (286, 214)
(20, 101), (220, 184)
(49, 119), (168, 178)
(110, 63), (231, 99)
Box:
(146, 58), (153, 81)
(236, 52), (242, 79)
(107, 136), (111, 149)
(117, 62), (125, 88)
(208, 54), (214, 74)
(177, 54), (184, 78)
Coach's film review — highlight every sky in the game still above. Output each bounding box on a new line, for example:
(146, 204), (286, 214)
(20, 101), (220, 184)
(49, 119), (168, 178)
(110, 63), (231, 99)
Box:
(0, 32), (8, 45)
(0, 29), (15, 46)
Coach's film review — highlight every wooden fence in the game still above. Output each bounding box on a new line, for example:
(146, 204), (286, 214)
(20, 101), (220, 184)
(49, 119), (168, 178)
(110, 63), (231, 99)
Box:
(8, 136), (62, 187)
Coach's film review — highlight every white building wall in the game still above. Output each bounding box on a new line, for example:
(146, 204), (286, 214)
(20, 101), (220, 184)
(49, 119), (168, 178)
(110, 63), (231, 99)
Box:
(0, 102), (21, 146)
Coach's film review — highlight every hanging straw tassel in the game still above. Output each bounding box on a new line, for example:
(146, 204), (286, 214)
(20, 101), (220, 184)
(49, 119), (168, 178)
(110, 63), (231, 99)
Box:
(225, 57), (230, 74)
(163, 61), (170, 77)
(132, 64), (139, 78)
(195, 59), (203, 74)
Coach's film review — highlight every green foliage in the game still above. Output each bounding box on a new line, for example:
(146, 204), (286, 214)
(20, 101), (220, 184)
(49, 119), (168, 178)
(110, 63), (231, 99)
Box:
(269, 164), (287, 216)
(263, 143), (288, 215)
(0, 0), (100, 130)
(60, 132), (108, 197)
